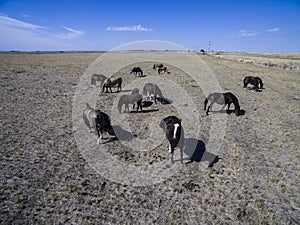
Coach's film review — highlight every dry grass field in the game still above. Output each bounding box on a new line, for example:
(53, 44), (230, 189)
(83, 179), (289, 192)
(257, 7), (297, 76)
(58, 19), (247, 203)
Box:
(0, 51), (299, 224)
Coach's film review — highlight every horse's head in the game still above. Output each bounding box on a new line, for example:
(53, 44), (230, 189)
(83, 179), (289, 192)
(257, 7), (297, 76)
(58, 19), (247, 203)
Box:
(156, 86), (164, 98)
(235, 107), (240, 116)
(232, 96), (240, 116)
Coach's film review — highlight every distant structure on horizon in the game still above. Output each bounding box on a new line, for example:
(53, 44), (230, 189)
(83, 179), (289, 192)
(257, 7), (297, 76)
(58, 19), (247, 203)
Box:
(208, 40), (212, 54)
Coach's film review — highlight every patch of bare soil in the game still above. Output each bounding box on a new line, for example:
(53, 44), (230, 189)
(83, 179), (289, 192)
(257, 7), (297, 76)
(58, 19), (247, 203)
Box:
(0, 52), (299, 224)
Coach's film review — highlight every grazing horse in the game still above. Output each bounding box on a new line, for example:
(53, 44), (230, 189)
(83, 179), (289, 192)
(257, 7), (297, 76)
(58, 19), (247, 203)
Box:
(91, 74), (107, 86)
(157, 66), (170, 74)
(143, 83), (164, 103)
(118, 93), (143, 113)
(82, 103), (115, 144)
(130, 67), (143, 77)
(159, 116), (184, 164)
(83, 103), (98, 133)
(102, 76), (122, 93)
(204, 92), (240, 116)
(95, 110), (115, 144)
(153, 63), (164, 70)
(243, 76), (263, 89)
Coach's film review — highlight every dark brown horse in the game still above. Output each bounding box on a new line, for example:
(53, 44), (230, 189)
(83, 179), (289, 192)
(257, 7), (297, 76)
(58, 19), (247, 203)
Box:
(102, 76), (122, 93)
(153, 63), (164, 70)
(158, 66), (170, 74)
(95, 110), (115, 144)
(243, 76), (263, 89)
(159, 116), (184, 164)
(204, 92), (240, 116)
(130, 67), (143, 77)
(82, 103), (115, 144)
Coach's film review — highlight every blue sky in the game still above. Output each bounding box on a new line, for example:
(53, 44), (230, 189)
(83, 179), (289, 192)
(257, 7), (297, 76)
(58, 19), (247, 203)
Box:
(0, 0), (299, 52)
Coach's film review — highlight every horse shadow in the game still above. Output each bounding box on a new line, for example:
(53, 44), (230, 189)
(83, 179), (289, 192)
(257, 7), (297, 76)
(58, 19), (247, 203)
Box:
(245, 87), (263, 92)
(183, 138), (220, 167)
(100, 126), (138, 144)
(156, 97), (172, 105)
(120, 90), (134, 93)
(142, 100), (153, 108)
(214, 109), (246, 116)
(129, 109), (159, 113)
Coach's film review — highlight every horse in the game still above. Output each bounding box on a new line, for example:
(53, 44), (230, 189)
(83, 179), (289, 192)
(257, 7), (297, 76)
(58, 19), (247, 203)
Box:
(118, 93), (143, 113)
(157, 66), (170, 74)
(204, 92), (240, 116)
(95, 110), (115, 144)
(82, 103), (115, 144)
(243, 76), (263, 89)
(91, 74), (107, 86)
(159, 116), (184, 164)
(143, 83), (164, 103)
(153, 63), (164, 70)
(82, 103), (98, 133)
(102, 76), (122, 93)
(130, 67), (143, 77)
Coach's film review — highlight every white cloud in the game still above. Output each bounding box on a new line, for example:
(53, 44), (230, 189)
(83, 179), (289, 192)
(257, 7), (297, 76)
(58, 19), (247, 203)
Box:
(266, 27), (280, 32)
(239, 29), (258, 37)
(19, 13), (29, 18)
(0, 15), (85, 50)
(0, 15), (45, 30)
(56, 26), (85, 40)
(106, 24), (153, 32)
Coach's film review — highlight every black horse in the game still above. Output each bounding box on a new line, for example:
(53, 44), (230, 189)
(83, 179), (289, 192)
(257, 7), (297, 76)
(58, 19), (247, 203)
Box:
(204, 92), (240, 116)
(130, 67), (143, 77)
(243, 76), (263, 89)
(95, 110), (115, 144)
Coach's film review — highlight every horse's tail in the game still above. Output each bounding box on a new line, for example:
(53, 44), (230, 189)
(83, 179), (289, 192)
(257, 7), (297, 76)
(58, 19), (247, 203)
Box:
(118, 96), (125, 113)
(143, 85), (147, 95)
(243, 77), (248, 88)
(91, 76), (94, 85)
(102, 79), (108, 92)
(204, 98), (208, 110)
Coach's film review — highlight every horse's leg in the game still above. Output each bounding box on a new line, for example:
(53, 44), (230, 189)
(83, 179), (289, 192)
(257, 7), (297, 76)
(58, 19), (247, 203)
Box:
(206, 102), (214, 115)
(221, 104), (226, 111)
(227, 103), (231, 113)
(96, 127), (103, 145)
(204, 98), (208, 110)
(180, 146), (183, 164)
(137, 99), (142, 112)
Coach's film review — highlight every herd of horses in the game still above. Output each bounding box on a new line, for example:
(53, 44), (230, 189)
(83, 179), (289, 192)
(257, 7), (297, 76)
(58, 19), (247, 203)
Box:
(86, 64), (264, 164)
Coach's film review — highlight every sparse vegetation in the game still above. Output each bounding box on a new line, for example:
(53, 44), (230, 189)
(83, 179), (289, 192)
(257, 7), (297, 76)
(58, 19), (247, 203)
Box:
(0, 52), (299, 224)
